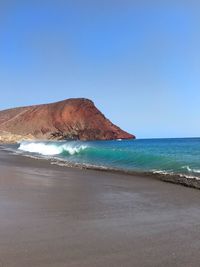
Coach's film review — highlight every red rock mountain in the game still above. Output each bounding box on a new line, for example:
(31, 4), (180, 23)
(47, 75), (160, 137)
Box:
(0, 98), (135, 141)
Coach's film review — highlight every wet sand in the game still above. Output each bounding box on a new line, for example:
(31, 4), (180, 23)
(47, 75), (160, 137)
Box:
(0, 149), (200, 267)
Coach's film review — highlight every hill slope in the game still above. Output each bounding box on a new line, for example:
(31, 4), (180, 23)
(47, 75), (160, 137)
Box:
(0, 98), (135, 141)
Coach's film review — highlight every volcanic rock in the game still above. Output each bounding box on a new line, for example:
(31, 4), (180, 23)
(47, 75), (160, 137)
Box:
(0, 98), (135, 142)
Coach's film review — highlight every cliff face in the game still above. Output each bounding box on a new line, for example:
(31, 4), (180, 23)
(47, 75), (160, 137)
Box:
(0, 98), (135, 141)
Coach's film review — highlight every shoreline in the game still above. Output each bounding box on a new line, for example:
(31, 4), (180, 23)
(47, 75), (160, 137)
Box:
(2, 144), (200, 190)
(1, 148), (200, 266)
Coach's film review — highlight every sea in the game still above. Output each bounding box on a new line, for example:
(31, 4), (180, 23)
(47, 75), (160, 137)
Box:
(3, 137), (200, 181)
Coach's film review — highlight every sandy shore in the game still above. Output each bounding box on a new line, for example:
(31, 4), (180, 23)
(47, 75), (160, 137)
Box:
(0, 149), (200, 267)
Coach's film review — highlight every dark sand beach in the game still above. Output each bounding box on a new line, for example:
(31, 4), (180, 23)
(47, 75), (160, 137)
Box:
(1, 149), (200, 267)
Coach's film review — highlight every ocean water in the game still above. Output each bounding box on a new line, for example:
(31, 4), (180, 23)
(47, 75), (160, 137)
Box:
(11, 138), (200, 180)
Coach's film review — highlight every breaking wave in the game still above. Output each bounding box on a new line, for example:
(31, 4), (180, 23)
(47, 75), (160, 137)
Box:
(19, 141), (88, 156)
(17, 138), (200, 182)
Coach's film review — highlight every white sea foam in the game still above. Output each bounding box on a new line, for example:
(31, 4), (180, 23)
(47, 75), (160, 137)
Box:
(182, 166), (200, 174)
(153, 170), (170, 175)
(18, 141), (87, 156)
(152, 170), (200, 180)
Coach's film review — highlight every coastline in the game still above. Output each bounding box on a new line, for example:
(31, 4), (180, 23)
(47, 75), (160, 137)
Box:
(1, 148), (200, 266)
(2, 142), (200, 190)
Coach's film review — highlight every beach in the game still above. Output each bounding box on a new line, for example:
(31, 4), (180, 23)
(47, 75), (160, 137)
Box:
(1, 149), (200, 267)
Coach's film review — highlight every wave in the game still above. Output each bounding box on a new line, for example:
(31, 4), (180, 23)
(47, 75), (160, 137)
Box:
(18, 141), (173, 170)
(17, 140), (200, 182)
(181, 165), (200, 174)
(19, 141), (88, 156)
(3, 138), (199, 190)
(152, 170), (200, 180)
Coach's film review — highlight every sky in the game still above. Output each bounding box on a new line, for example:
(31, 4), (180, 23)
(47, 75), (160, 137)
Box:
(0, 0), (200, 138)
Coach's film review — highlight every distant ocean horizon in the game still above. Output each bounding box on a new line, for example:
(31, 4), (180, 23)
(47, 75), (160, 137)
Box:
(3, 137), (200, 182)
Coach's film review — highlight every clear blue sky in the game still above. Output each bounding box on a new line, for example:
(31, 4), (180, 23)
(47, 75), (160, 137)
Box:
(0, 0), (199, 138)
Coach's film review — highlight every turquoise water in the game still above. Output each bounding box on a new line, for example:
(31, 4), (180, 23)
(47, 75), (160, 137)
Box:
(16, 138), (200, 179)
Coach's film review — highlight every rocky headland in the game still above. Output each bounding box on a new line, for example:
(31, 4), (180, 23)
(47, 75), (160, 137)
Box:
(0, 98), (135, 143)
